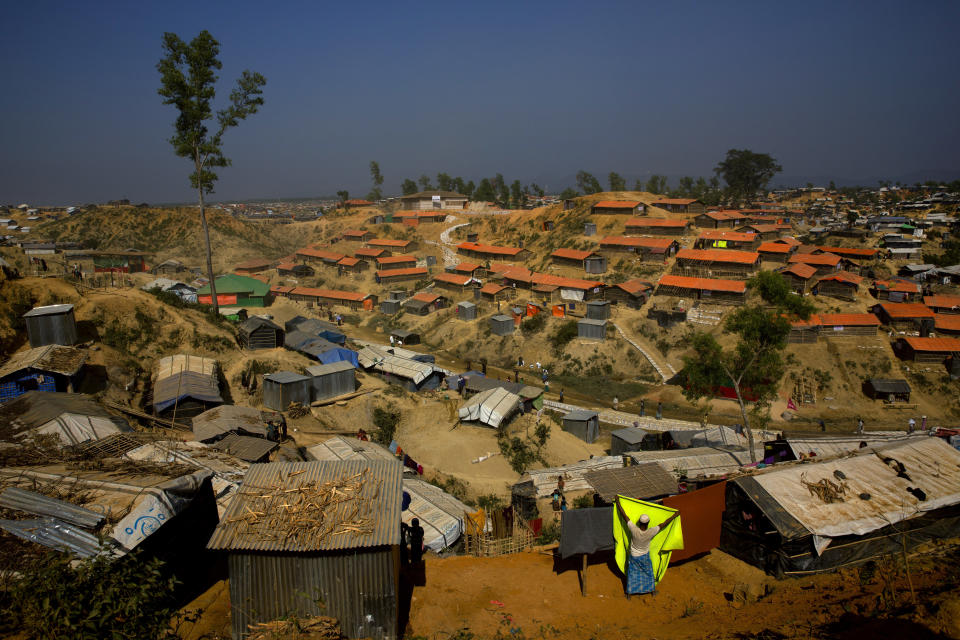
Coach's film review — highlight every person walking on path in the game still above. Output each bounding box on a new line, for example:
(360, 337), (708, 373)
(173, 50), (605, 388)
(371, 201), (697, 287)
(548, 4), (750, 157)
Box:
(640, 399), (645, 417)
(409, 518), (425, 565)
(613, 396), (619, 411)
(922, 415), (927, 430)
(616, 497), (679, 598)
(857, 417), (864, 435)
(558, 389), (564, 403)
(656, 402), (662, 420)
(908, 417), (916, 433)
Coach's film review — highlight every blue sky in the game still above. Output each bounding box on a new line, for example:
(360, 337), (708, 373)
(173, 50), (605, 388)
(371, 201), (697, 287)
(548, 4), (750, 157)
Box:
(1, 0), (958, 205)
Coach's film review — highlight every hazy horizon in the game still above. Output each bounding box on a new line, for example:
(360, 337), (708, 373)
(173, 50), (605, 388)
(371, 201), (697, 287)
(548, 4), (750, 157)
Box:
(2, 0), (959, 206)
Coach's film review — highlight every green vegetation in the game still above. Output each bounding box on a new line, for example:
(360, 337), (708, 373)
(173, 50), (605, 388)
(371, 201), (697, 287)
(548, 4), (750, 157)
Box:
(714, 148), (782, 205)
(372, 406), (401, 444)
(368, 160), (384, 202)
(2, 551), (191, 640)
(520, 312), (546, 335)
(548, 320), (578, 356)
(157, 29), (266, 315)
(749, 270), (815, 318)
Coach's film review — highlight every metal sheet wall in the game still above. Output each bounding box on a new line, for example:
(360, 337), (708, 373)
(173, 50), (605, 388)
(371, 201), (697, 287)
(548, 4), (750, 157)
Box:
(312, 369), (356, 401)
(25, 311), (78, 347)
(262, 378), (312, 411)
(228, 547), (399, 640)
(577, 320), (606, 340)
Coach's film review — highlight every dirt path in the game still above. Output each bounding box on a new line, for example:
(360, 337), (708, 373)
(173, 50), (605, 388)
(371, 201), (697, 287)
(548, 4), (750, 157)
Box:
(430, 217), (469, 266)
(612, 322), (673, 381)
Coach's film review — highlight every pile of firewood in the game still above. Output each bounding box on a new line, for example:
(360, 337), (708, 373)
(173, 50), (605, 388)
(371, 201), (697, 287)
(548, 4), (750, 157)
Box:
(247, 616), (343, 639)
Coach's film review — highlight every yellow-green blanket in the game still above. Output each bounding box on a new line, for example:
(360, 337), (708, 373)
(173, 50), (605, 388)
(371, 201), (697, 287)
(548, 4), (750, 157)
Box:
(613, 495), (684, 583)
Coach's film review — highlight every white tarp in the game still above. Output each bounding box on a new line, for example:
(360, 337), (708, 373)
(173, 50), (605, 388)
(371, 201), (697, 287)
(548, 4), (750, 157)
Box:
(560, 288), (584, 301)
(357, 346), (433, 384)
(753, 438), (960, 538)
(458, 387), (520, 429)
(402, 478), (471, 552)
(34, 413), (127, 446)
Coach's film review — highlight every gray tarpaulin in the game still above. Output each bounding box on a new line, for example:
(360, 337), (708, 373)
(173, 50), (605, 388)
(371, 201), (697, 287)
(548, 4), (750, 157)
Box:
(559, 506), (615, 559)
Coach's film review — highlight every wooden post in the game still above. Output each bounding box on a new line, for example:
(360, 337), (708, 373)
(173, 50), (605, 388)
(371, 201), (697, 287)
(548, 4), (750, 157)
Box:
(580, 553), (588, 596)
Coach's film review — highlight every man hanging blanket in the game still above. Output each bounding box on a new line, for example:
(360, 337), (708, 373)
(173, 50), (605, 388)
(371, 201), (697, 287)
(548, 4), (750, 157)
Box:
(614, 495), (682, 597)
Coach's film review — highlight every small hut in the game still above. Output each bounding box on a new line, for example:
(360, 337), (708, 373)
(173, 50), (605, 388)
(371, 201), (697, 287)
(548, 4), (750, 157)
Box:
(380, 300), (401, 315)
(457, 301), (477, 321)
(490, 314), (514, 336)
(562, 409), (600, 443)
(237, 317), (285, 350)
(585, 300), (611, 320)
(23, 304), (78, 347)
(306, 361), (356, 402)
(389, 329), (420, 346)
(862, 379), (911, 403)
(206, 460), (402, 640)
(610, 426), (648, 456)
(577, 318), (606, 340)
(262, 372), (312, 411)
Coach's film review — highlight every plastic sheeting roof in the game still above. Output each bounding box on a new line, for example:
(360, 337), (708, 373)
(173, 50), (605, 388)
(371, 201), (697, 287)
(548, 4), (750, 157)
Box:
(458, 387), (520, 428)
(746, 437), (960, 538)
(522, 456), (624, 498)
(154, 354), (218, 381)
(152, 371), (222, 413)
(0, 391), (130, 445)
(402, 478), (471, 552)
(307, 436), (399, 464)
(357, 346), (434, 384)
(784, 432), (927, 460)
(627, 447), (762, 480)
(191, 405), (270, 442)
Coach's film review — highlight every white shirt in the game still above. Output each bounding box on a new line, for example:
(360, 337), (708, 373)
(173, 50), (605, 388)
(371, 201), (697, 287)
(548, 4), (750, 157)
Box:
(626, 521), (660, 557)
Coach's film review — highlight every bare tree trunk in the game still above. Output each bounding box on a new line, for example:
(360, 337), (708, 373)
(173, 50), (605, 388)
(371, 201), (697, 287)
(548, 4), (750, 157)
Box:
(198, 186), (219, 315)
(732, 382), (757, 463)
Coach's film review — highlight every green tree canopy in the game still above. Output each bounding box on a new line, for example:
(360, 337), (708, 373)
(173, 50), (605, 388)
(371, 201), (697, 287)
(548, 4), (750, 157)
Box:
(157, 29), (265, 314)
(436, 172), (453, 191)
(608, 172), (626, 192)
(748, 270), (814, 319)
(576, 170), (603, 194)
(368, 160), (384, 201)
(418, 174), (433, 191)
(559, 187), (579, 200)
(644, 174), (668, 194)
(474, 178), (496, 202)
(714, 149), (782, 205)
(401, 178), (418, 195)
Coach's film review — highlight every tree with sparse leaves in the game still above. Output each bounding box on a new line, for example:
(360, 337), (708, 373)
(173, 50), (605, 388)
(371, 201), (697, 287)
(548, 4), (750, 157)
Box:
(715, 149), (782, 206)
(644, 175), (668, 195)
(474, 178), (496, 202)
(418, 174), (432, 191)
(529, 183), (545, 197)
(337, 190), (349, 208)
(559, 187), (579, 200)
(436, 172), (453, 192)
(510, 180), (525, 208)
(681, 273), (811, 462)
(401, 178), (418, 195)
(157, 30), (265, 315)
(608, 172), (626, 192)
(576, 170), (603, 195)
(368, 161), (384, 202)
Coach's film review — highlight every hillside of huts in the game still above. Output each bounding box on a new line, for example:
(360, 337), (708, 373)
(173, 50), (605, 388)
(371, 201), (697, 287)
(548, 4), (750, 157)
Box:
(1, 187), (960, 636)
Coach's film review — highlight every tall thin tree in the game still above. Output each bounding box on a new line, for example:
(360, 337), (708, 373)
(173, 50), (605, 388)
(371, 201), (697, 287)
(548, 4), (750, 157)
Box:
(157, 30), (266, 315)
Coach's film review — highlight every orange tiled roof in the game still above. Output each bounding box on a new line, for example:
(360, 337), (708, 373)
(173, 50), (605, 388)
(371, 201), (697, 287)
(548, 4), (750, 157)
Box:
(934, 315), (960, 331)
(551, 248), (598, 260)
(376, 255), (417, 266)
(817, 313), (880, 326)
(675, 248), (760, 265)
(433, 272), (472, 286)
(625, 218), (689, 227)
(593, 200), (643, 209)
(653, 198), (699, 205)
(757, 242), (793, 254)
(355, 247), (387, 258)
(700, 210), (744, 220)
(275, 262), (297, 271)
(337, 257), (362, 266)
(657, 274), (746, 293)
(698, 230), (757, 242)
(877, 302), (936, 319)
(412, 292), (442, 303)
(456, 242), (525, 256)
(817, 271), (864, 286)
(901, 336), (960, 352)
(781, 263), (818, 279)
(925, 295), (960, 310)
(480, 283), (508, 294)
(613, 279), (654, 294)
(342, 229), (371, 238)
(368, 238), (413, 248)
(874, 280), (921, 294)
(376, 267), (428, 277)
(297, 247), (345, 261)
(452, 262), (482, 273)
(600, 236), (676, 249)
(816, 246), (878, 258)
(788, 252), (841, 266)
(290, 287), (368, 301)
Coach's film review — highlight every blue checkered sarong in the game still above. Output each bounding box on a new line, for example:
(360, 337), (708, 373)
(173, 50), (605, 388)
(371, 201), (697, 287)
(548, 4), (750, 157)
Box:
(627, 552), (655, 594)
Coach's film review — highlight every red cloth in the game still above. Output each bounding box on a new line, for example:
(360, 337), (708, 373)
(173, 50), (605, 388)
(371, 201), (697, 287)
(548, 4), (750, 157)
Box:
(661, 481), (726, 562)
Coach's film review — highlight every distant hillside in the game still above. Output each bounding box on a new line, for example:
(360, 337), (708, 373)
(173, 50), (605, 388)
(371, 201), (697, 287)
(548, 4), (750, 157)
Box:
(34, 207), (301, 267)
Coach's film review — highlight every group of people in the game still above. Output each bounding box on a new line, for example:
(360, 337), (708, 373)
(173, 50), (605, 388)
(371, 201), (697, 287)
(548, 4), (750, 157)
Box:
(400, 518), (425, 566)
(550, 474), (567, 519)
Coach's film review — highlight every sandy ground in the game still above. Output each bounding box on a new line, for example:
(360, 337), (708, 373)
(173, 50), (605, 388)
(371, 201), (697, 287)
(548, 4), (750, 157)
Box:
(176, 541), (960, 640)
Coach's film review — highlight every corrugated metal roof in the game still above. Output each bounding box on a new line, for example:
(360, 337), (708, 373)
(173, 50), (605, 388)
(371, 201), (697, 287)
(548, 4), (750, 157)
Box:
(747, 437), (960, 538)
(0, 345), (87, 379)
(207, 460), (402, 552)
(192, 405), (270, 441)
(152, 371), (222, 412)
(210, 433), (279, 462)
(0, 487), (105, 528)
(307, 436), (399, 464)
(306, 361), (355, 376)
(264, 371), (310, 385)
(584, 463), (679, 501)
(23, 304), (74, 317)
(0, 517), (119, 558)
(523, 456), (624, 498)
(627, 447), (761, 479)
